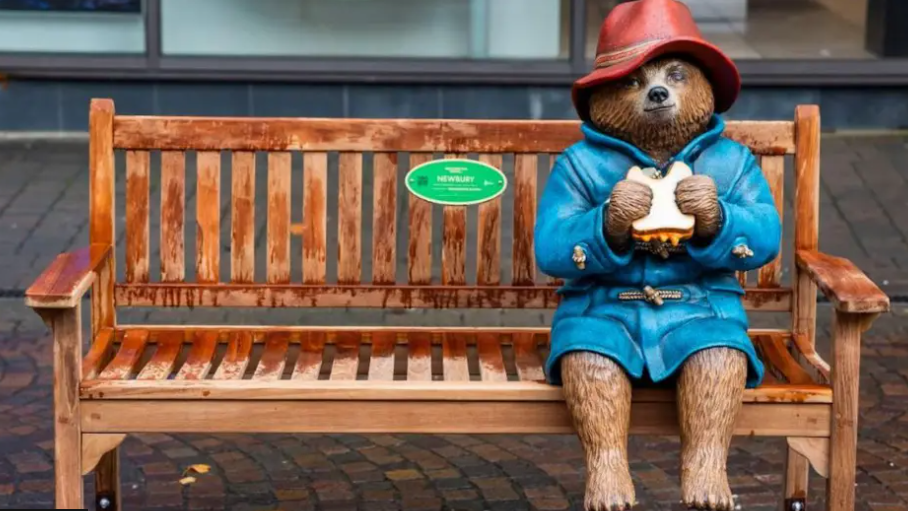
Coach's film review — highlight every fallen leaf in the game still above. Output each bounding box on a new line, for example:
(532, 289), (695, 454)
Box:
(188, 464), (211, 474)
(179, 476), (196, 486)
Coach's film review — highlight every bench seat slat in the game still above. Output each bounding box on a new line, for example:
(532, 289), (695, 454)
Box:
(442, 333), (470, 382)
(174, 331), (219, 380)
(253, 332), (291, 381)
(330, 332), (361, 380)
(98, 330), (149, 380)
(513, 333), (545, 382)
(407, 332), (433, 381)
(476, 333), (507, 382)
(136, 331), (183, 380)
(367, 332), (396, 381)
(213, 331), (254, 380)
(83, 329), (115, 380)
(292, 332), (325, 380)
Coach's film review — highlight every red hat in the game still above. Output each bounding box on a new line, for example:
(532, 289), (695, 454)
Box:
(573, 0), (741, 121)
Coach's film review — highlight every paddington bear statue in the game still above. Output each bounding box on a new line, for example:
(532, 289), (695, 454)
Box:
(534, 1), (782, 510)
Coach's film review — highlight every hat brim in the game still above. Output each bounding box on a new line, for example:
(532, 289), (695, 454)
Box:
(572, 37), (741, 121)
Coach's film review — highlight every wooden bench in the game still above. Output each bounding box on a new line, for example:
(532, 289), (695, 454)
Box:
(26, 100), (889, 511)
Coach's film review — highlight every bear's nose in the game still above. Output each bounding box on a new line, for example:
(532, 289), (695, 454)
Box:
(647, 86), (670, 104)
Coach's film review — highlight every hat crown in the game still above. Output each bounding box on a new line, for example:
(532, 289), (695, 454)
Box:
(596, 0), (703, 56)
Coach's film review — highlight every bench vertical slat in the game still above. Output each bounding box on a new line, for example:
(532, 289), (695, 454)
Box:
(196, 151), (221, 283)
(160, 151), (186, 282)
(213, 331), (254, 380)
(442, 332), (470, 381)
(136, 331), (183, 381)
(89, 100), (115, 343)
(477, 154), (503, 286)
(513, 333), (545, 381)
(330, 332), (361, 380)
(231, 152), (256, 283)
(125, 150), (150, 283)
(737, 271), (748, 287)
(252, 331), (290, 381)
(372, 153), (398, 284)
(367, 332), (396, 381)
(759, 155), (785, 287)
(267, 152), (292, 284)
(408, 153), (433, 285)
(794, 106), (820, 354)
(98, 330), (149, 380)
(303, 152), (328, 284)
(545, 155), (564, 287)
(512, 154), (537, 286)
(338, 152), (363, 284)
(175, 331), (219, 380)
(292, 331), (326, 380)
(477, 332), (507, 382)
(406, 332), (433, 381)
(442, 154), (467, 285)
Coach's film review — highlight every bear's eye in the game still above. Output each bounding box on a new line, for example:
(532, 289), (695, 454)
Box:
(623, 77), (641, 89)
(668, 70), (686, 83)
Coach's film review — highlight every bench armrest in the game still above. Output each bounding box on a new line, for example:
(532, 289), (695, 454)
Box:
(796, 249), (890, 314)
(25, 244), (112, 309)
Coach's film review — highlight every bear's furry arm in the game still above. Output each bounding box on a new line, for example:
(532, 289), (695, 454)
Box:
(534, 152), (634, 279)
(686, 148), (781, 271)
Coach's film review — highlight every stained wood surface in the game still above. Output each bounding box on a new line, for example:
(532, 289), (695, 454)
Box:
(788, 437), (830, 478)
(90, 99), (115, 248)
(512, 333), (545, 381)
(160, 151), (186, 282)
(231, 152), (256, 283)
(303, 152), (328, 284)
(367, 332), (396, 381)
(784, 448), (811, 503)
(125, 150), (150, 283)
(82, 329), (114, 380)
(97, 330), (148, 380)
(512, 154), (536, 286)
(46, 306), (84, 508)
(477, 154), (503, 286)
(372, 153), (397, 284)
(292, 332), (326, 380)
(758, 155), (785, 287)
(338, 152), (362, 284)
(267, 152), (291, 284)
(196, 151), (221, 283)
(81, 434), (126, 476)
(793, 105), (820, 359)
(406, 332), (432, 381)
(330, 332), (361, 380)
(253, 332), (290, 380)
(213, 331), (254, 380)
(827, 312), (864, 511)
(136, 331), (182, 381)
(25, 244), (109, 308)
(477, 333), (507, 382)
(407, 154), (433, 285)
(755, 334), (814, 385)
(113, 117), (796, 155)
(442, 206), (467, 285)
(114, 284), (790, 310)
(174, 331), (219, 380)
(796, 250), (890, 314)
(82, 400), (829, 436)
(442, 333), (470, 381)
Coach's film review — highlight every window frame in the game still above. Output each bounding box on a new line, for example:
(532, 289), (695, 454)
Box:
(0, 0), (905, 86)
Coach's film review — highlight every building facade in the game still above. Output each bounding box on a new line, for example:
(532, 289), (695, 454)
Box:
(0, 0), (906, 130)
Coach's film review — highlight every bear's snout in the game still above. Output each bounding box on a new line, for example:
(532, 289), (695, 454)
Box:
(647, 86), (670, 104)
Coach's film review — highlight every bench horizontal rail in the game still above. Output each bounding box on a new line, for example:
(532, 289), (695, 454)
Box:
(80, 400), (830, 436)
(114, 284), (792, 311)
(112, 117), (795, 155)
(80, 379), (833, 403)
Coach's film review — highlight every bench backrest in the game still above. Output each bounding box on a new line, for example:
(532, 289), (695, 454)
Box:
(88, 99), (820, 326)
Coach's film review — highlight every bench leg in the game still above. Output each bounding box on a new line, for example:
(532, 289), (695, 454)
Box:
(40, 306), (85, 509)
(826, 312), (866, 511)
(95, 449), (121, 511)
(783, 447), (809, 511)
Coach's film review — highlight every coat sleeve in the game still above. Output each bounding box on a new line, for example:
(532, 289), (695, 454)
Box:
(534, 153), (633, 279)
(686, 150), (782, 272)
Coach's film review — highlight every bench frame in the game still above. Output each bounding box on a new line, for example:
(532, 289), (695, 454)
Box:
(26, 100), (889, 511)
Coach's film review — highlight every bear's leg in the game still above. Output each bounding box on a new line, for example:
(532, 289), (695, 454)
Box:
(677, 347), (747, 510)
(562, 351), (635, 511)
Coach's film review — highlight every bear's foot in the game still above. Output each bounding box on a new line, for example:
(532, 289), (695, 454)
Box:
(680, 464), (735, 510)
(585, 459), (636, 511)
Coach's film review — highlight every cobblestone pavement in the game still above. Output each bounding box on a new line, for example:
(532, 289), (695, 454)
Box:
(0, 137), (907, 510)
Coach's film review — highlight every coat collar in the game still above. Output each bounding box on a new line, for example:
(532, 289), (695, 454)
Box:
(580, 114), (726, 169)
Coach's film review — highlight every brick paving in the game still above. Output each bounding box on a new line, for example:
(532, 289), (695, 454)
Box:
(0, 137), (907, 510)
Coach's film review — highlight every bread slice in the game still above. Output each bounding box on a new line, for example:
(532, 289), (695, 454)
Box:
(626, 162), (695, 247)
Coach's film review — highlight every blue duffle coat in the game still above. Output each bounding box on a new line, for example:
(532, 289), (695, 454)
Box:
(535, 116), (781, 388)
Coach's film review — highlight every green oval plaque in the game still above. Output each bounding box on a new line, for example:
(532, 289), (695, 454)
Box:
(405, 158), (507, 206)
